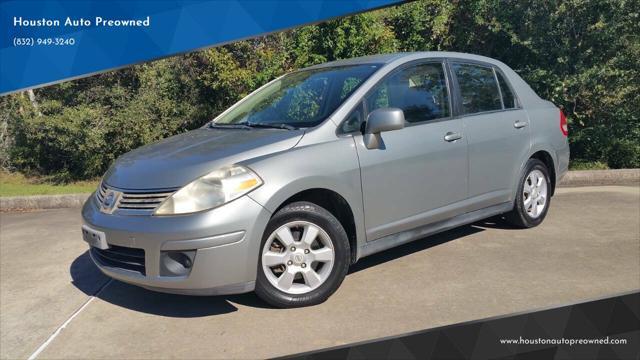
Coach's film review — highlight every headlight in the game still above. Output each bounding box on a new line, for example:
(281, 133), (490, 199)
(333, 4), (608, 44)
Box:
(154, 165), (262, 215)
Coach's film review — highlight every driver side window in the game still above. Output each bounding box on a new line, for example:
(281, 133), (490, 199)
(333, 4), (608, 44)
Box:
(365, 62), (450, 124)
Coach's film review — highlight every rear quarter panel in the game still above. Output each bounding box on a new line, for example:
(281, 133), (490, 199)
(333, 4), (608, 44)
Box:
(496, 62), (570, 193)
(527, 102), (570, 186)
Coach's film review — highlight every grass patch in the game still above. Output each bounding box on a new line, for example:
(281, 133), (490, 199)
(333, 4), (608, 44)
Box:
(0, 172), (99, 197)
(569, 160), (610, 171)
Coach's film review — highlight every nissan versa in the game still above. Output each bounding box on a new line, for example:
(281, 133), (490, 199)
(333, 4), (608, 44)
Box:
(82, 52), (569, 307)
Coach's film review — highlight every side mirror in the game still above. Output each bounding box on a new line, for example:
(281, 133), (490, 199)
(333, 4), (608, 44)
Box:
(363, 108), (405, 149)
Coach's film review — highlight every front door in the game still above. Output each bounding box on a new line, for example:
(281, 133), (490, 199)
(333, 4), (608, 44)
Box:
(354, 61), (468, 241)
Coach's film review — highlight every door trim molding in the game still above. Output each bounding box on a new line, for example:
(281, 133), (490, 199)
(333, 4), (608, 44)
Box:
(358, 201), (513, 260)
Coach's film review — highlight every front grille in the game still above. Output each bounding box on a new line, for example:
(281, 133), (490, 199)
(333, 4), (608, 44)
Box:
(91, 245), (146, 275)
(117, 191), (174, 210)
(96, 182), (107, 202)
(96, 182), (175, 214)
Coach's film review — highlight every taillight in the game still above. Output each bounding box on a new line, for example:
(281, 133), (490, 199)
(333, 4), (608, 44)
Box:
(560, 110), (568, 136)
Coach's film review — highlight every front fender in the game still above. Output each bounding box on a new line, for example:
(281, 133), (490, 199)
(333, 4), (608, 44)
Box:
(243, 137), (366, 253)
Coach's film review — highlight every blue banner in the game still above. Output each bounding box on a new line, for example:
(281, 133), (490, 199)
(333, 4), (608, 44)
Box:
(0, 0), (402, 95)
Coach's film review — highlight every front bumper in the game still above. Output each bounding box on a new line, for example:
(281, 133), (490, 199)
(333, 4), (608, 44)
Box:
(82, 193), (272, 295)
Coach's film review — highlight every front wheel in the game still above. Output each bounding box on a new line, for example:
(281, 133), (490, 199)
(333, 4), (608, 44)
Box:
(255, 201), (350, 308)
(505, 159), (552, 228)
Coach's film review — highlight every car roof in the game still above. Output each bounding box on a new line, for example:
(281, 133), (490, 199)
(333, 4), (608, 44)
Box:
(305, 52), (505, 70)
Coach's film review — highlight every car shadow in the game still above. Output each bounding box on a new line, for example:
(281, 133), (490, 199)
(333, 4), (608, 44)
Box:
(70, 251), (241, 317)
(473, 215), (522, 230)
(349, 224), (484, 274)
(70, 221), (510, 316)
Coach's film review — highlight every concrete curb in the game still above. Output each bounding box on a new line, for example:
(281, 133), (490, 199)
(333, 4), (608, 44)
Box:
(1, 169), (638, 211)
(558, 169), (639, 187)
(1, 193), (90, 212)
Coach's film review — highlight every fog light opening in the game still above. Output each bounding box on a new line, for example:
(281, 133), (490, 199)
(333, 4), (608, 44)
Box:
(160, 250), (196, 277)
(171, 252), (193, 269)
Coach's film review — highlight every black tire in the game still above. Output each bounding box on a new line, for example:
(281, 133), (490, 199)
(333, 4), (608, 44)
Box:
(504, 159), (552, 228)
(255, 201), (350, 308)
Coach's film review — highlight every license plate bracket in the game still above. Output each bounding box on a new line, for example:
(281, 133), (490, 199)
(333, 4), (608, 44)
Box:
(82, 225), (108, 250)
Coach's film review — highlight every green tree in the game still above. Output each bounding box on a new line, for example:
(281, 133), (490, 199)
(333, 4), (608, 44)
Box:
(2, 0), (638, 181)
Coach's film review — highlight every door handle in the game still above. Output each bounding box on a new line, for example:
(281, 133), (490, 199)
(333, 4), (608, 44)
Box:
(514, 120), (529, 129)
(444, 132), (462, 142)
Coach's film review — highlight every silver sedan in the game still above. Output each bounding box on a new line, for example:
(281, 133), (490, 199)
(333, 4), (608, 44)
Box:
(82, 52), (570, 308)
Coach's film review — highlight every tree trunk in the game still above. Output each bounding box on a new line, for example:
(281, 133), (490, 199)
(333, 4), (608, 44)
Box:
(26, 89), (42, 116)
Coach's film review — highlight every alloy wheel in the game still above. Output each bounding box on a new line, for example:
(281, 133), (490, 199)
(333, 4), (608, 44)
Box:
(523, 169), (548, 219)
(261, 221), (335, 295)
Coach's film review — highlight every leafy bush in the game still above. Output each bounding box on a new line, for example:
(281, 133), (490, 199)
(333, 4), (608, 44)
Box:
(607, 140), (640, 169)
(2, 0), (638, 181)
(10, 105), (107, 181)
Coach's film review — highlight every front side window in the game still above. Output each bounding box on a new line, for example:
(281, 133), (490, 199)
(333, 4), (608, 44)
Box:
(453, 63), (502, 114)
(365, 62), (450, 123)
(214, 64), (380, 129)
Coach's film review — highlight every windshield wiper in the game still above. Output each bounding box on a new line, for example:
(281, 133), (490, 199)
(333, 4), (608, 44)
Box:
(208, 122), (251, 130)
(243, 122), (298, 130)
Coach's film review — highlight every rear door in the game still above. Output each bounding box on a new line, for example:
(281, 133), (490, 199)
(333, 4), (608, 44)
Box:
(450, 61), (531, 209)
(353, 60), (468, 241)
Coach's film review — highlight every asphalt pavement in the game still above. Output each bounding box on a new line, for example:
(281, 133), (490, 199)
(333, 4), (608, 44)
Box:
(1, 186), (638, 359)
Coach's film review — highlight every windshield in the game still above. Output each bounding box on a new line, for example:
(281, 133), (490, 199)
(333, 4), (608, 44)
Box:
(213, 64), (380, 128)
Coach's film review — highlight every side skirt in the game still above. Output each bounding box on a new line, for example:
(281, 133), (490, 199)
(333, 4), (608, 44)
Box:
(357, 201), (513, 260)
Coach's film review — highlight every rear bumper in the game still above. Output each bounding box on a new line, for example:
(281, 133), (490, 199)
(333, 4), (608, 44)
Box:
(82, 194), (272, 295)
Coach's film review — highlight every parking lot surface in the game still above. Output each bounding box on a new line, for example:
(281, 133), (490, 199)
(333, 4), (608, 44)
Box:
(1, 186), (638, 359)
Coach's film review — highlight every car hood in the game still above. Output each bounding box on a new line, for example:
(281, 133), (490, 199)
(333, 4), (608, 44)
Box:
(103, 128), (304, 189)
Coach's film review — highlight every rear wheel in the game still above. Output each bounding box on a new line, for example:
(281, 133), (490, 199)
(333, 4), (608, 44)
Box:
(255, 201), (350, 308)
(505, 159), (551, 228)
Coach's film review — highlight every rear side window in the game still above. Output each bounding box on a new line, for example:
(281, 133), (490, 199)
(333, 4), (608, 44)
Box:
(496, 71), (516, 109)
(452, 63), (502, 114)
(365, 62), (450, 123)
